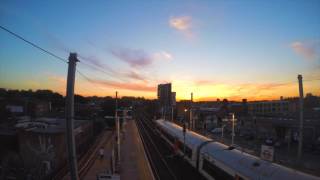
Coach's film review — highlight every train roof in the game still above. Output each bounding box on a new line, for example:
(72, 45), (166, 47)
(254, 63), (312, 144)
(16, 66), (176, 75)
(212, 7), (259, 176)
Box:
(156, 119), (211, 148)
(156, 119), (319, 180)
(201, 142), (319, 180)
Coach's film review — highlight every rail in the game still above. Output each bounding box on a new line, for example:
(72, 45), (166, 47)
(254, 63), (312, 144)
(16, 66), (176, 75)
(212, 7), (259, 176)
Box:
(52, 130), (114, 180)
(135, 113), (178, 180)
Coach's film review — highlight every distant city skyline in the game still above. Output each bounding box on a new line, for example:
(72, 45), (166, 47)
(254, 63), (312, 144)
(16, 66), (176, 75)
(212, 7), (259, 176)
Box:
(1, 1), (319, 101)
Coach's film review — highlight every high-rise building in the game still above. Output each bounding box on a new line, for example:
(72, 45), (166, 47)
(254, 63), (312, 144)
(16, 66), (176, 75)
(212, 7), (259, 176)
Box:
(158, 83), (172, 119)
(157, 83), (172, 107)
(171, 92), (176, 106)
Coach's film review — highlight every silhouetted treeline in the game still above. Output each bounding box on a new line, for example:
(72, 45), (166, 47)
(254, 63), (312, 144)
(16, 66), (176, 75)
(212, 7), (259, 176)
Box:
(0, 88), (154, 119)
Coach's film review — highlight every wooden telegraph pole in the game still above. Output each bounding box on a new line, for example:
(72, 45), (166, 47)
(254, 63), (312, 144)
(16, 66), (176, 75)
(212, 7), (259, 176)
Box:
(297, 74), (304, 163)
(66, 53), (79, 180)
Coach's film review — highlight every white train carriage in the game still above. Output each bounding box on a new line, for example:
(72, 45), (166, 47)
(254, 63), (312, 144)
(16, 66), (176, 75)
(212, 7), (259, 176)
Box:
(199, 142), (320, 180)
(156, 119), (211, 166)
(156, 119), (320, 180)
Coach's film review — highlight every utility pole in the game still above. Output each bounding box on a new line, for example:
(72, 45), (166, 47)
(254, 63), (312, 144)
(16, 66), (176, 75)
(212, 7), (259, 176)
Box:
(65, 53), (79, 180)
(183, 122), (186, 157)
(115, 91), (118, 117)
(190, 92), (193, 130)
(115, 92), (120, 163)
(231, 113), (235, 146)
(117, 115), (120, 162)
(297, 74), (304, 163)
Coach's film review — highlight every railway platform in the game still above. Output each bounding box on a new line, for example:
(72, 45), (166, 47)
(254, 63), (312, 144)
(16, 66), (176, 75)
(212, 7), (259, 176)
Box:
(120, 119), (154, 180)
(82, 131), (115, 180)
(60, 130), (114, 180)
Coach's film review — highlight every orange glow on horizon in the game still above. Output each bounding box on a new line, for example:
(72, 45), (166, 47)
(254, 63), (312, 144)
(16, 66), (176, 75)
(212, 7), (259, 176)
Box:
(73, 79), (320, 102)
(4, 75), (319, 102)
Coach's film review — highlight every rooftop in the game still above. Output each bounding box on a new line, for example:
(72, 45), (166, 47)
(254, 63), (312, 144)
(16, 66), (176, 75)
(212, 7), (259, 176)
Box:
(15, 117), (89, 134)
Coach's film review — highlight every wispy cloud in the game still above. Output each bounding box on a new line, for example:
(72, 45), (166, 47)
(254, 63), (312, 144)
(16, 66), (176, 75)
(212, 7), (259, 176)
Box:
(194, 80), (216, 86)
(78, 54), (153, 82)
(47, 74), (66, 95)
(290, 40), (320, 61)
(169, 16), (193, 38)
(124, 71), (147, 81)
(48, 74), (66, 84)
(169, 16), (192, 31)
(153, 51), (173, 61)
(111, 48), (173, 68)
(111, 48), (153, 68)
(79, 55), (116, 74)
(43, 30), (72, 54)
(90, 79), (156, 92)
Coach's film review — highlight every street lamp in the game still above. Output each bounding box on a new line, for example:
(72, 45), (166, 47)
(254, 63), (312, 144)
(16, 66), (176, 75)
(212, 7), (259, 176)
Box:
(183, 108), (188, 157)
(231, 113), (236, 146)
(221, 124), (226, 142)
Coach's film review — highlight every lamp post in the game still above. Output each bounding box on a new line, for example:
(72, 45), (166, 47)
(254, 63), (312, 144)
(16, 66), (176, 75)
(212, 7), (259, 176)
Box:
(231, 113), (235, 146)
(221, 124), (226, 142)
(183, 108), (188, 157)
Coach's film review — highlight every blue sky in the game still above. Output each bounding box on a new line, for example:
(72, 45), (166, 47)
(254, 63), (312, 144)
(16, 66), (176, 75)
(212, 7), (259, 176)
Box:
(1, 0), (319, 100)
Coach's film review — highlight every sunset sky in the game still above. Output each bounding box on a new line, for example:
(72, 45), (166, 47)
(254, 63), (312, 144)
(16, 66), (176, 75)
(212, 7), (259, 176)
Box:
(1, 0), (319, 101)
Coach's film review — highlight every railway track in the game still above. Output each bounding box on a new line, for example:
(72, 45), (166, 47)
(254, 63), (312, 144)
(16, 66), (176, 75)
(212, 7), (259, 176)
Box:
(52, 130), (114, 180)
(134, 108), (206, 180)
(136, 113), (177, 180)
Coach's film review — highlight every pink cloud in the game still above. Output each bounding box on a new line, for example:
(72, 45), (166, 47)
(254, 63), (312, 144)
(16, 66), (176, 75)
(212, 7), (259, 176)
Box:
(111, 48), (153, 68)
(124, 71), (147, 81)
(194, 80), (216, 85)
(91, 79), (156, 92)
(169, 16), (192, 31)
(111, 48), (173, 68)
(290, 40), (319, 60)
(79, 55), (117, 74)
(169, 16), (194, 38)
(48, 75), (66, 84)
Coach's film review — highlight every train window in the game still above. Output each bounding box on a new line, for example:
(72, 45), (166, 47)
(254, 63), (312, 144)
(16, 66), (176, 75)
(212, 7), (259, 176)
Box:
(202, 159), (233, 180)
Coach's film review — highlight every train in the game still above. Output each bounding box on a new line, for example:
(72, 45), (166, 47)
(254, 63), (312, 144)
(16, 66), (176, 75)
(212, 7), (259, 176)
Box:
(155, 119), (320, 180)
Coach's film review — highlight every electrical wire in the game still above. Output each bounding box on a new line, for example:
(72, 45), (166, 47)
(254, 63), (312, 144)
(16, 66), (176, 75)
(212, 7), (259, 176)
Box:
(77, 56), (128, 82)
(0, 25), (68, 63)
(0, 25), (126, 91)
(76, 69), (108, 92)
(78, 60), (114, 77)
(1, 24), (318, 95)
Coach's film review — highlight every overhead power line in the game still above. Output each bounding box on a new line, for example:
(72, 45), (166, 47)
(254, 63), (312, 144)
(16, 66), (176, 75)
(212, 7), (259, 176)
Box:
(78, 60), (114, 77)
(0, 25), (68, 63)
(76, 69), (95, 83)
(76, 69), (107, 92)
(1, 25), (319, 93)
(0, 25), (124, 81)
